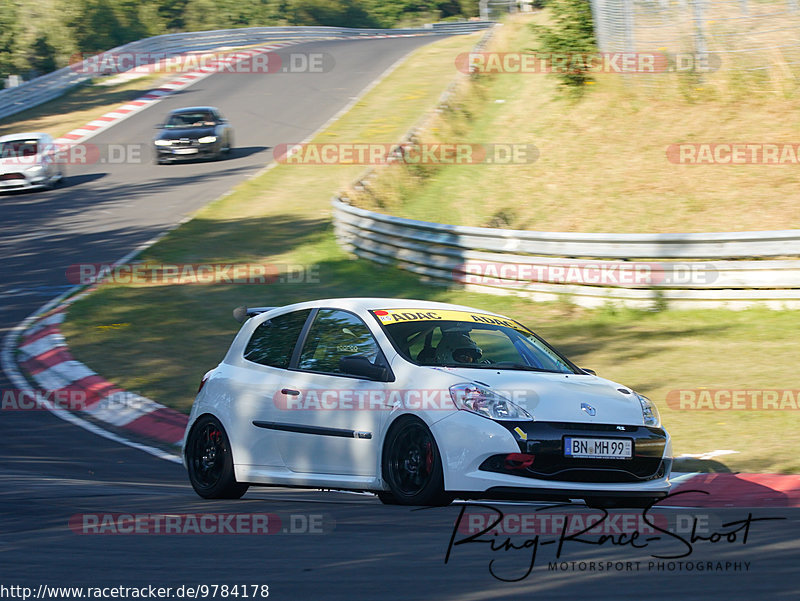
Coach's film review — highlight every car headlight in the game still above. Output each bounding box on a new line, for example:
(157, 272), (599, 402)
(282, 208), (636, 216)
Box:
(198, 136), (217, 144)
(449, 383), (532, 421)
(25, 164), (44, 173)
(154, 139), (172, 146)
(635, 392), (661, 427)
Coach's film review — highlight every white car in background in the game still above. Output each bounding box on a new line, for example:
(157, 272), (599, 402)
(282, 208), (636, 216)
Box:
(0, 132), (64, 191)
(183, 298), (672, 507)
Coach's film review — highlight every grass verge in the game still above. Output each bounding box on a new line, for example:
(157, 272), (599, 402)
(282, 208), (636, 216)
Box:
(350, 13), (800, 233)
(60, 30), (799, 473)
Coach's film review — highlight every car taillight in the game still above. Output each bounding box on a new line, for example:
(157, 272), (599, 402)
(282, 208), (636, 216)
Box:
(198, 375), (209, 393)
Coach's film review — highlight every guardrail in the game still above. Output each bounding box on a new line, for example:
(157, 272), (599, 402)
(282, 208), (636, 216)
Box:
(332, 198), (800, 309)
(0, 22), (493, 122)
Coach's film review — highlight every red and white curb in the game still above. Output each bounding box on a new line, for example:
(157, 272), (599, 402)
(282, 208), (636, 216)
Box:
(16, 307), (188, 447)
(1, 32), (438, 464)
(669, 472), (800, 507)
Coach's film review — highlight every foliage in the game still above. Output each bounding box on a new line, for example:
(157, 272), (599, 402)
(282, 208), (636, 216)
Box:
(0, 0), (476, 82)
(531, 0), (596, 91)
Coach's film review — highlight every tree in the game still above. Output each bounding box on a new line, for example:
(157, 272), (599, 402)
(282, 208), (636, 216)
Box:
(182, 0), (222, 32)
(0, 0), (23, 80)
(532, 0), (597, 91)
(286, 0), (380, 28)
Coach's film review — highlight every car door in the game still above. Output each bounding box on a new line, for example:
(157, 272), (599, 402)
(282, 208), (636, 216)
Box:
(233, 308), (312, 468)
(274, 308), (393, 477)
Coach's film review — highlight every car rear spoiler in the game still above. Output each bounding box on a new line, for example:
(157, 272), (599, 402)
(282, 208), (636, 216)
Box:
(233, 305), (276, 323)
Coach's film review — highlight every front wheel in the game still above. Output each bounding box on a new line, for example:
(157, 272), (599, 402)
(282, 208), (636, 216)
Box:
(186, 415), (248, 499)
(381, 418), (451, 506)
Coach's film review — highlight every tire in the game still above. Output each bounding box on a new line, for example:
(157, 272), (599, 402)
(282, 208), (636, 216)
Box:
(218, 135), (232, 160)
(42, 169), (59, 190)
(381, 418), (452, 506)
(376, 491), (400, 505)
(186, 415), (248, 499)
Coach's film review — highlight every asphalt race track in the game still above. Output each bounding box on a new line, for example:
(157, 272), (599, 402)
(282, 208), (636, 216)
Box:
(1, 37), (798, 601)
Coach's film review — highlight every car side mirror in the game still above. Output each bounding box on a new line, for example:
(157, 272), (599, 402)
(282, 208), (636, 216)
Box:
(340, 355), (389, 381)
(581, 368), (596, 376)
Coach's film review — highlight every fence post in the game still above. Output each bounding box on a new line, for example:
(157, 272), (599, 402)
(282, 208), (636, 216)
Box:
(691, 0), (708, 78)
(624, 0), (636, 53)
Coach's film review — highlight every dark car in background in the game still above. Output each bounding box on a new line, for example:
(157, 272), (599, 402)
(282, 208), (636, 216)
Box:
(153, 106), (233, 164)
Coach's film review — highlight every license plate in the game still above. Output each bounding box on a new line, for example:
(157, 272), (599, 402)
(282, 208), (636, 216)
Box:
(172, 148), (198, 155)
(564, 437), (632, 459)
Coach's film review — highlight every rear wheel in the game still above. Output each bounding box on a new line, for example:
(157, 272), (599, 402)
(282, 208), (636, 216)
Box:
(186, 415), (248, 499)
(381, 418), (451, 506)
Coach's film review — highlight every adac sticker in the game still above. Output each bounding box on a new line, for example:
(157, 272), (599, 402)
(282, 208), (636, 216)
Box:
(371, 308), (530, 333)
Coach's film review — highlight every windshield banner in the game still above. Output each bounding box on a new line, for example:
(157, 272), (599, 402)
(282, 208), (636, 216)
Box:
(371, 309), (529, 332)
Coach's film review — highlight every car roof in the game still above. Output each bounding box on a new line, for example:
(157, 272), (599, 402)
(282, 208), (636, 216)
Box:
(0, 132), (49, 143)
(267, 297), (512, 318)
(168, 106), (218, 114)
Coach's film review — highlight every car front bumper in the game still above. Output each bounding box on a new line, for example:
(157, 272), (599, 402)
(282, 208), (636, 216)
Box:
(0, 172), (50, 190)
(155, 144), (218, 161)
(431, 411), (672, 498)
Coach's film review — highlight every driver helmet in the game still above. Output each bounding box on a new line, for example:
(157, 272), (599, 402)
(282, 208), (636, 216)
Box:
(435, 332), (482, 364)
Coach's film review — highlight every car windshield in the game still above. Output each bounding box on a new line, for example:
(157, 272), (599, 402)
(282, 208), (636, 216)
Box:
(0, 140), (39, 158)
(164, 112), (215, 128)
(371, 309), (577, 373)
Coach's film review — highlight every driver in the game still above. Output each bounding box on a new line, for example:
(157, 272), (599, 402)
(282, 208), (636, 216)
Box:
(435, 332), (482, 365)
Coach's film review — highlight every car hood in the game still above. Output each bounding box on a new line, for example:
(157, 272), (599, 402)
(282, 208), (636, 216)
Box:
(0, 156), (41, 172)
(156, 127), (217, 140)
(434, 367), (645, 425)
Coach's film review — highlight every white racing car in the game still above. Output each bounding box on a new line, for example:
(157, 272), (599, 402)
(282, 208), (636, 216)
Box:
(0, 132), (64, 191)
(183, 298), (672, 507)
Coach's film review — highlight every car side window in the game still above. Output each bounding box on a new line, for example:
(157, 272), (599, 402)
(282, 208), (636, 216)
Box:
(243, 309), (311, 368)
(298, 310), (381, 375)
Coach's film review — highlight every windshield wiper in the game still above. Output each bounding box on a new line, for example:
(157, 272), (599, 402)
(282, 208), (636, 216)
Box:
(489, 362), (563, 373)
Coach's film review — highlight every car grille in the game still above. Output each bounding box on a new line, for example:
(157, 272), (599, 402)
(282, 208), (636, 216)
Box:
(171, 139), (198, 147)
(0, 173), (25, 181)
